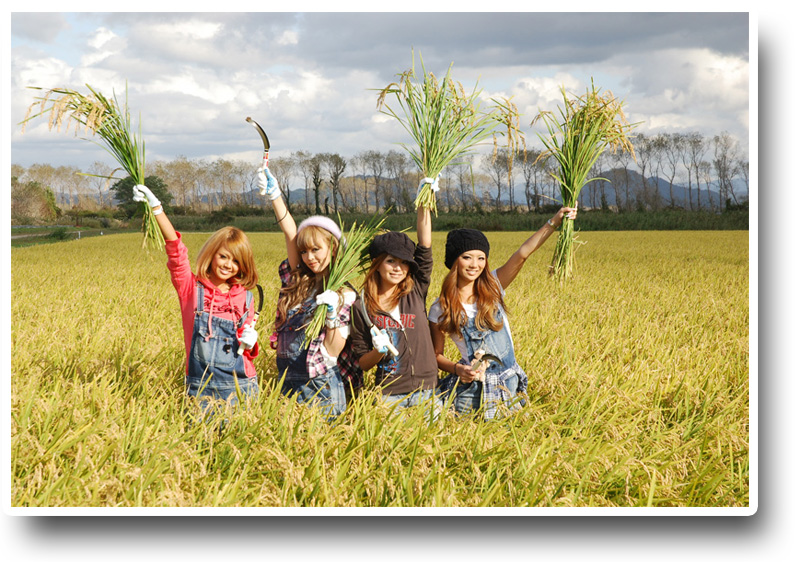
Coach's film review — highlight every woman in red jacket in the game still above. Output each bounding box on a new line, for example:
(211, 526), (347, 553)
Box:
(133, 184), (261, 418)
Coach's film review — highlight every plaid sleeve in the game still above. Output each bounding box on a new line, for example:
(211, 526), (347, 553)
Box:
(305, 298), (364, 386)
(278, 258), (293, 288)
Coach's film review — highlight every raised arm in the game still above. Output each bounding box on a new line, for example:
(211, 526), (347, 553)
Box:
(494, 207), (577, 289)
(258, 166), (300, 269)
(416, 203), (432, 249)
(133, 184), (178, 243)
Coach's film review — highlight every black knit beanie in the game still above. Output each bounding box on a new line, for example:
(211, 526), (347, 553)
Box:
(444, 228), (490, 269)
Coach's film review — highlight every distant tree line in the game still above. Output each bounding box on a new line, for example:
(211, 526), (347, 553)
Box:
(11, 130), (748, 222)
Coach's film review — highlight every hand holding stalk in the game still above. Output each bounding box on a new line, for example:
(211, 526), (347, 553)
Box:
(376, 51), (525, 216)
(20, 84), (164, 251)
(533, 80), (637, 282)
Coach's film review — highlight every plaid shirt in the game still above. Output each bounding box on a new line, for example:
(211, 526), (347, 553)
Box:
(482, 363), (527, 420)
(441, 360), (528, 421)
(278, 259), (364, 386)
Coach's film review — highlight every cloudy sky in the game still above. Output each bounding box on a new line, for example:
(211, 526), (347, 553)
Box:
(8, 10), (752, 173)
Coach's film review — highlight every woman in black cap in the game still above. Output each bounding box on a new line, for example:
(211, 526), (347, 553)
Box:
(350, 204), (441, 419)
(428, 206), (577, 420)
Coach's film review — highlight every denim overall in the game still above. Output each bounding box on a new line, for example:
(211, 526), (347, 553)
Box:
(276, 295), (346, 420)
(445, 309), (524, 418)
(186, 283), (258, 409)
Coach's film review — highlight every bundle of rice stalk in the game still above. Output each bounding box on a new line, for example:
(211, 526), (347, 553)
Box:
(20, 84), (163, 251)
(377, 51), (524, 216)
(304, 212), (388, 345)
(533, 80), (637, 282)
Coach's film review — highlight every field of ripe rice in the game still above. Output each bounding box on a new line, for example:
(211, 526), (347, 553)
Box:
(10, 230), (750, 509)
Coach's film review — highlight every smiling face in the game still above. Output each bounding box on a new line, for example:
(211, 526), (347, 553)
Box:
(377, 254), (411, 290)
(456, 250), (487, 284)
(300, 236), (332, 276)
(208, 246), (240, 288)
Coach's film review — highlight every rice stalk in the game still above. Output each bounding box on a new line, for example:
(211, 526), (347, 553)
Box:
(303, 212), (388, 346)
(532, 79), (637, 282)
(376, 51), (525, 216)
(20, 84), (164, 251)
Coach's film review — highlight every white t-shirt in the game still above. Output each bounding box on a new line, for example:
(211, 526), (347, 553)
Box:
(427, 271), (512, 362)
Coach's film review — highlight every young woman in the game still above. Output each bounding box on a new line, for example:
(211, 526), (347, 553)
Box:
(429, 207), (577, 420)
(257, 166), (361, 421)
(350, 203), (440, 419)
(132, 184), (261, 414)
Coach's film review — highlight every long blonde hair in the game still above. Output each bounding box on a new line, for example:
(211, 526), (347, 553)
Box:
(194, 226), (258, 289)
(275, 225), (340, 329)
(435, 261), (505, 336)
(361, 253), (414, 318)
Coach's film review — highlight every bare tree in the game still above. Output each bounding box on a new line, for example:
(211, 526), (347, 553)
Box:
(385, 150), (410, 213)
(86, 161), (114, 208)
(364, 150), (385, 212)
(610, 149), (635, 211)
(152, 156), (198, 210)
(736, 156), (749, 202)
(713, 131), (740, 207)
(324, 152), (347, 215)
(270, 156), (296, 211)
(452, 160), (473, 212)
(632, 133), (661, 211)
(293, 150), (312, 212)
(352, 151), (371, 212)
(482, 152), (506, 212)
(687, 132), (708, 210)
(308, 154), (325, 215)
(699, 161), (714, 209)
(654, 133), (681, 208)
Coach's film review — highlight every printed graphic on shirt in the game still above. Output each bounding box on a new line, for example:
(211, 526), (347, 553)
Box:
(374, 313), (416, 330)
(375, 313), (415, 376)
(380, 330), (402, 375)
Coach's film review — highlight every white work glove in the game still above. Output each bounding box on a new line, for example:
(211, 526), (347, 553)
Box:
(316, 290), (341, 328)
(370, 326), (399, 356)
(237, 323), (258, 353)
(256, 166), (281, 200)
(418, 174), (440, 194)
(132, 184), (162, 215)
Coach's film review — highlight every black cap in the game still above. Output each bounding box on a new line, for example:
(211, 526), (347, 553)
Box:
(444, 228), (490, 269)
(369, 231), (419, 274)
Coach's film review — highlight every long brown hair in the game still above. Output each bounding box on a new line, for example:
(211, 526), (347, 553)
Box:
(275, 225), (340, 329)
(435, 261), (505, 336)
(361, 253), (414, 318)
(195, 226), (258, 289)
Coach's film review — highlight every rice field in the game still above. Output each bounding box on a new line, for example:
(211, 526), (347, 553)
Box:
(9, 230), (750, 510)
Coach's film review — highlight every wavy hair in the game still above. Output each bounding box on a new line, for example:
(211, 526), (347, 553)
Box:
(194, 226), (258, 289)
(275, 225), (340, 329)
(434, 261), (505, 336)
(361, 253), (414, 318)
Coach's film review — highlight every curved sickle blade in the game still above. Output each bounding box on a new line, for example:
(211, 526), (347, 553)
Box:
(245, 116), (270, 150)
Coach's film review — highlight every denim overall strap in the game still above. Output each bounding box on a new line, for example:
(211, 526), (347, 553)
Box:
(188, 283), (250, 383)
(460, 310), (516, 372)
(458, 309), (526, 419)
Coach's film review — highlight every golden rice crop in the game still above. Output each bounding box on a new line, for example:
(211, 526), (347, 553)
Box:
(10, 230), (749, 509)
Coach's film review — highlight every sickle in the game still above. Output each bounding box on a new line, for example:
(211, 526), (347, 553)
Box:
(246, 116), (270, 167)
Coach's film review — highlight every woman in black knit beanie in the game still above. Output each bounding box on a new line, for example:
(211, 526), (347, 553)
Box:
(428, 206), (577, 419)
